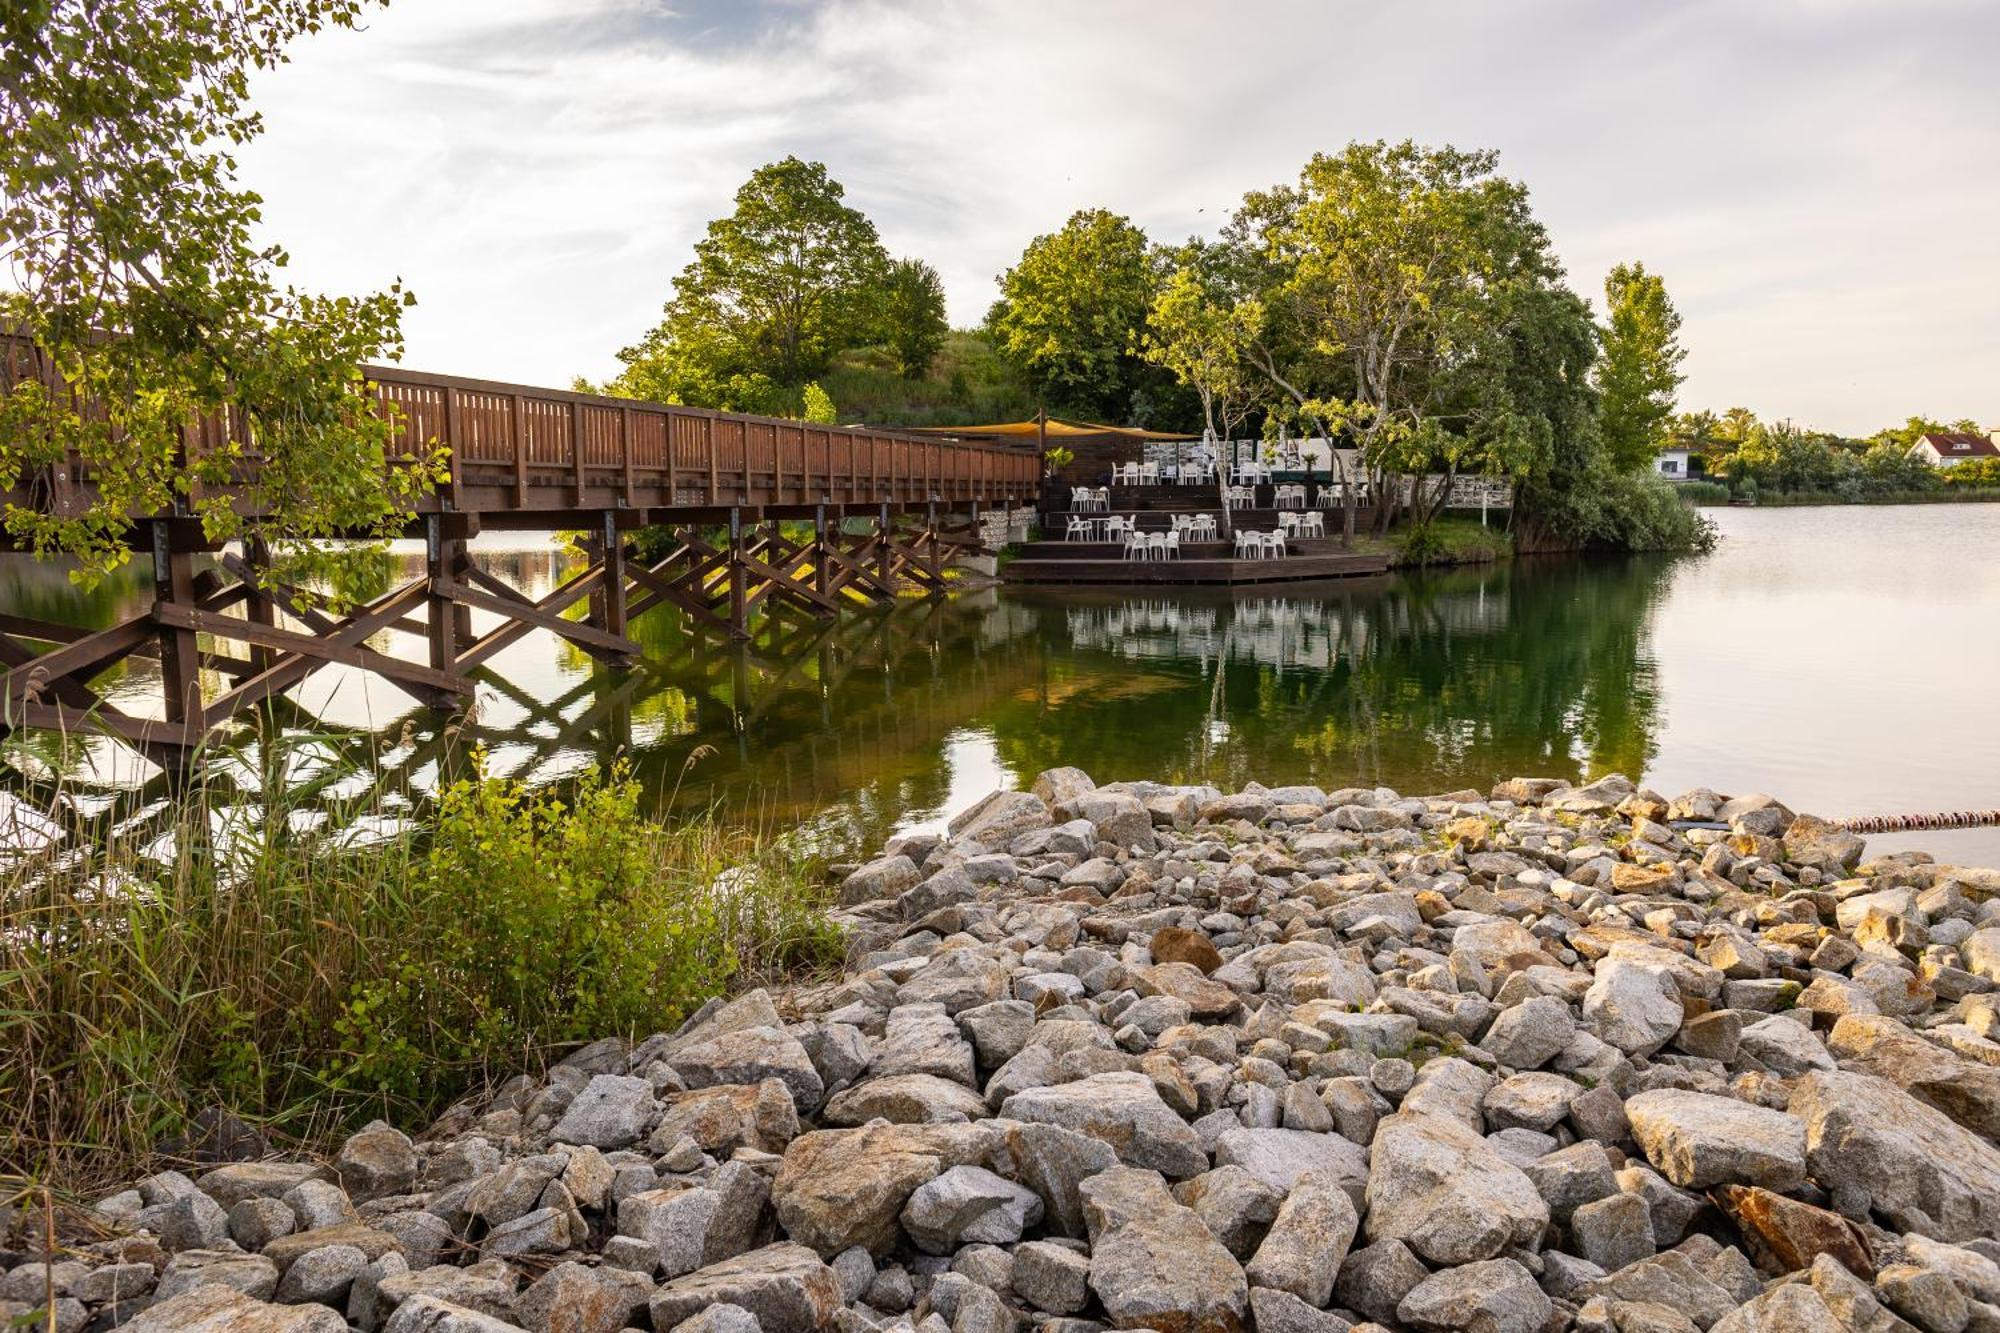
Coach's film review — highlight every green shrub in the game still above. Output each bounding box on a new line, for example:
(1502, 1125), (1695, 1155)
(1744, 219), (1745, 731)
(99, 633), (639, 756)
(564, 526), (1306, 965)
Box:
(1677, 480), (1731, 506)
(0, 755), (839, 1191)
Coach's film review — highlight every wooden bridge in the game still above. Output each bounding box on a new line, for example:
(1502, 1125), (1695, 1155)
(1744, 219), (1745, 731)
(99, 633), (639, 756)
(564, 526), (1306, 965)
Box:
(0, 340), (1040, 755)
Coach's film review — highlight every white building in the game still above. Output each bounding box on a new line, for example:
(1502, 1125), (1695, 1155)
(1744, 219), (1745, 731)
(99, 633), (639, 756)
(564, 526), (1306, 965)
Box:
(1655, 446), (1693, 480)
(1907, 432), (2000, 468)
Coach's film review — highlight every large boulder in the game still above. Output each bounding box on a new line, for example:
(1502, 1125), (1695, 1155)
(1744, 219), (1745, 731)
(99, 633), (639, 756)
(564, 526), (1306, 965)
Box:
(1080, 1167), (1249, 1333)
(770, 1121), (993, 1255)
(999, 1072), (1207, 1178)
(1363, 1110), (1550, 1265)
(121, 1286), (347, 1332)
(648, 1244), (843, 1333)
(1397, 1258), (1553, 1333)
(1623, 1089), (1807, 1191)
(1790, 1069), (2000, 1242)
(949, 789), (1052, 846)
(1827, 1013), (2000, 1140)
(1583, 958), (1685, 1056)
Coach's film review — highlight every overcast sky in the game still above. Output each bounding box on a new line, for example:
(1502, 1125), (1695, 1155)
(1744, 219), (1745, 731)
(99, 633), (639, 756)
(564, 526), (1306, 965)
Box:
(237, 0), (2000, 435)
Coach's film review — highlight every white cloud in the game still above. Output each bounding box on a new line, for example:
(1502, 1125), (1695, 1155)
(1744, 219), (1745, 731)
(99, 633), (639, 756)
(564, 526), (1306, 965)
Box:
(237, 0), (2000, 433)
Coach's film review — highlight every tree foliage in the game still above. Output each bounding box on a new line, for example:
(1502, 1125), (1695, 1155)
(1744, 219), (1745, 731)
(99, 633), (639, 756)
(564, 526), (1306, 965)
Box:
(985, 208), (1161, 421)
(1141, 246), (1263, 445)
(1595, 262), (1686, 472)
(616, 157), (890, 415)
(880, 257), (948, 379)
(1231, 141), (1574, 537)
(0, 0), (441, 587)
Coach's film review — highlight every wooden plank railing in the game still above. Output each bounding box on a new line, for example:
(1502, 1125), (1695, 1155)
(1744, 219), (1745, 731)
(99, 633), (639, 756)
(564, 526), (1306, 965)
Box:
(0, 330), (1041, 519)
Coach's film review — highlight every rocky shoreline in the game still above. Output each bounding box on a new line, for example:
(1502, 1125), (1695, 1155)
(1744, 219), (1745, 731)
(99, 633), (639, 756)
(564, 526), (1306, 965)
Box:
(10, 769), (2000, 1333)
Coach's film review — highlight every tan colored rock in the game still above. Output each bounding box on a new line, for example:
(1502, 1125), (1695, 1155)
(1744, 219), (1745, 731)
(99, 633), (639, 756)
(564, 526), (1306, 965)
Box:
(1710, 1184), (1873, 1278)
(1149, 926), (1224, 974)
(770, 1121), (993, 1255)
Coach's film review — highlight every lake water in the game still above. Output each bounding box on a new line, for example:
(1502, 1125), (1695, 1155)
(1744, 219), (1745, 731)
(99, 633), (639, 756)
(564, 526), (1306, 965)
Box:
(6, 504), (1998, 867)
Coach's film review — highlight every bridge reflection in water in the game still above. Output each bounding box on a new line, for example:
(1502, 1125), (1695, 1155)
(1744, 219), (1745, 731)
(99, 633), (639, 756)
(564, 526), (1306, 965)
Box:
(0, 548), (1670, 859)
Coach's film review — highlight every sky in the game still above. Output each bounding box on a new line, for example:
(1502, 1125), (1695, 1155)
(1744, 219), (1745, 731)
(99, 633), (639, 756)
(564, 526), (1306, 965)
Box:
(236, 0), (2000, 436)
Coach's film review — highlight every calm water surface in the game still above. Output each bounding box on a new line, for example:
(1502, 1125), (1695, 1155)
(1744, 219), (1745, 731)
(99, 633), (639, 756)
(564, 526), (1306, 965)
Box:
(6, 504), (1998, 865)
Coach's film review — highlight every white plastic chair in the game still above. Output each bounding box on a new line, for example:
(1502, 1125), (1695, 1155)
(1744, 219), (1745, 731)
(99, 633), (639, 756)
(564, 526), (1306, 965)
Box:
(1067, 516), (1090, 541)
(1122, 529), (1146, 560)
(1269, 529), (1287, 558)
(1162, 530), (1180, 560)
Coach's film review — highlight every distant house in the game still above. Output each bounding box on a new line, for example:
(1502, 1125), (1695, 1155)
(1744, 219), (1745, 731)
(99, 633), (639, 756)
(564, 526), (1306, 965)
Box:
(1655, 445), (1693, 480)
(1907, 432), (2000, 468)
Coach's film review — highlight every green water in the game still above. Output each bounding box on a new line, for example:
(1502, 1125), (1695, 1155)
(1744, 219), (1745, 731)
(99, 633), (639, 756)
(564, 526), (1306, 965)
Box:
(7, 505), (2000, 866)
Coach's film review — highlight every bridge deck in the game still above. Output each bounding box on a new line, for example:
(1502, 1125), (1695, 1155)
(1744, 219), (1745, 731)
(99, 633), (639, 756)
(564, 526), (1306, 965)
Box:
(0, 338), (1041, 755)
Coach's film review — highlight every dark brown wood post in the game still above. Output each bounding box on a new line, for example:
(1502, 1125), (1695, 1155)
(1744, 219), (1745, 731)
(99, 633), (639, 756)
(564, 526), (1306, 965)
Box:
(424, 513), (459, 676)
(727, 506), (748, 640)
(151, 519), (202, 727)
(600, 510), (628, 641)
(813, 503), (830, 604)
(243, 534), (279, 672)
(878, 500), (892, 589)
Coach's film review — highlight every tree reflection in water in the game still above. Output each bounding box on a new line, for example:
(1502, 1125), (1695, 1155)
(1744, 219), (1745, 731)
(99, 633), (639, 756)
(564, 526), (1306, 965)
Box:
(0, 545), (1673, 860)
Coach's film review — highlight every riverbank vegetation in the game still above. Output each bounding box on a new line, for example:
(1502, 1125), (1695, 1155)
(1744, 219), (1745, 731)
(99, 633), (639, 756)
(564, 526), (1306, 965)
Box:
(1671, 409), (2000, 504)
(1, 754), (839, 1191)
(605, 142), (1714, 556)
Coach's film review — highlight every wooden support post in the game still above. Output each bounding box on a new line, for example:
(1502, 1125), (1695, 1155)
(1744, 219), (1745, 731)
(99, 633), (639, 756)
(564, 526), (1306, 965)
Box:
(243, 535), (278, 672)
(600, 510), (628, 640)
(814, 503), (830, 605)
(727, 507), (748, 640)
(151, 519), (202, 727)
(424, 513), (461, 679)
(878, 500), (892, 588)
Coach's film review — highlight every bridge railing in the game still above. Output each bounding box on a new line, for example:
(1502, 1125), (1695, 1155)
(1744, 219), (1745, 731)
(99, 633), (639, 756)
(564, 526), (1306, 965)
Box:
(1, 330), (1041, 516)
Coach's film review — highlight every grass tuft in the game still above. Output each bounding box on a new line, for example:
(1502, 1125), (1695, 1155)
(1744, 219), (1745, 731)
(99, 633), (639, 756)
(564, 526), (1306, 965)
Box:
(0, 749), (840, 1196)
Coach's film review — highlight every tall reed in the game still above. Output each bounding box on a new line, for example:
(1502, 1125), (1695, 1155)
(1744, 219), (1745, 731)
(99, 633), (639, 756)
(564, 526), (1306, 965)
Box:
(0, 741), (840, 1195)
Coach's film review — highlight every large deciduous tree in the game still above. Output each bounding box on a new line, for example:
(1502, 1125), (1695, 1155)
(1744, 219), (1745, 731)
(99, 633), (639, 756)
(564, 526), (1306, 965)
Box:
(0, 0), (440, 588)
(616, 157), (890, 414)
(1595, 261), (1686, 472)
(880, 257), (948, 379)
(985, 209), (1160, 422)
(1232, 141), (1560, 541)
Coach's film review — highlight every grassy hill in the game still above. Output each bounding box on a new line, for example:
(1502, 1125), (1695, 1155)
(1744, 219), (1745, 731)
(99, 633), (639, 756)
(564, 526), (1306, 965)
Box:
(820, 330), (1038, 429)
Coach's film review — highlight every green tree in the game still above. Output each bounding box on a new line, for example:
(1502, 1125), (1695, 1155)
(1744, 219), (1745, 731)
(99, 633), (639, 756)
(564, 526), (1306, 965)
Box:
(880, 258), (948, 379)
(1595, 262), (1686, 472)
(800, 381), (837, 424)
(1867, 414), (1982, 451)
(0, 0), (441, 587)
(616, 157), (889, 413)
(1233, 141), (1562, 540)
(1141, 253), (1264, 448)
(985, 209), (1159, 421)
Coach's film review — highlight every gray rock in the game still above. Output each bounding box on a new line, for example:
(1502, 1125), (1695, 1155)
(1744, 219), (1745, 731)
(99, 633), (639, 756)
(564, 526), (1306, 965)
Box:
(1000, 1071), (1207, 1177)
(382, 1297), (521, 1333)
(1398, 1258), (1553, 1333)
(336, 1121), (418, 1204)
(1245, 1169), (1358, 1307)
(550, 1073), (658, 1149)
(1334, 1238), (1432, 1325)
(156, 1250), (281, 1302)
(1080, 1167), (1249, 1333)
(620, 1186), (722, 1279)
(1000, 1121), (1120, 1239)
(648, 1243), (844, 1333)
(1584, 958), (1686, 1056)
(1213, 1126), (1370, 1200)
(1484, 995), (1578, 1070)
(1364, 1110), (1550, 1265)
(1624, 1089), (1807, 1191)
(1012, 1240), (1091, 1315)
(1572, 1191), (1656, 1272)
(274, 1243), (367, 1306)
(899, 1165), (1043, 1253)
(160, 1189), (232, 1252)
(1790, 1069), (2000, 1242)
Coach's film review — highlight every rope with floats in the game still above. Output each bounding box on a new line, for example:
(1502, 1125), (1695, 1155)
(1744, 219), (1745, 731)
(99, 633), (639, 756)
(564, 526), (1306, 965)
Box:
(1670, 809), (2000, 835)
(1829, 810), (2000, 835)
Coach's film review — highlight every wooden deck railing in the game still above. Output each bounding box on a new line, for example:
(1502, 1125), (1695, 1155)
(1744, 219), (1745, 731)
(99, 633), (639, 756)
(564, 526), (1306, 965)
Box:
(1, 332), (1041, 522)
